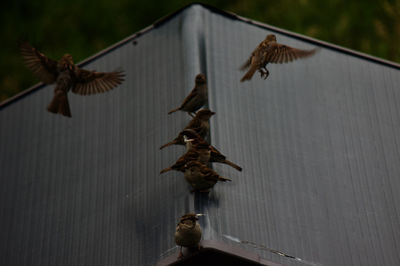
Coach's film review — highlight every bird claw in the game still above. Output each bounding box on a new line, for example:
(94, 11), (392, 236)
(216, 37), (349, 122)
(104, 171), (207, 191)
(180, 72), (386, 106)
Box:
(259, 68), (269, 79)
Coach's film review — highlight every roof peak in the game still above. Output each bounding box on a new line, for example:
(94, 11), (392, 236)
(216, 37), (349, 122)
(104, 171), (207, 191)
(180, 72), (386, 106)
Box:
(2, 3), (399, 108)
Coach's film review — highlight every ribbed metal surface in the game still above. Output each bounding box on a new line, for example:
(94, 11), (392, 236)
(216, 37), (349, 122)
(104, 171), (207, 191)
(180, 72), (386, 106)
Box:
(196, 6), (400, 266)
(0, 11), (200, 266)
(1, 4), (400, 266)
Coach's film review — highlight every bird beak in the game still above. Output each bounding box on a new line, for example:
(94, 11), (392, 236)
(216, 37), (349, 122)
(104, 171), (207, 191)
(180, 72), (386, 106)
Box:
(211, 112), (216, 115)
(196, 213), (205, 217)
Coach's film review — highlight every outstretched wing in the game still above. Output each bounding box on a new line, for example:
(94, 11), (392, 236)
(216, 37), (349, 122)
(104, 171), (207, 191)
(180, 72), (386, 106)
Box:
(20, 42), (59, 84)
(72, 68), (125, 95)
(240, 55), (253, 71)
(265, 43), (317, 64)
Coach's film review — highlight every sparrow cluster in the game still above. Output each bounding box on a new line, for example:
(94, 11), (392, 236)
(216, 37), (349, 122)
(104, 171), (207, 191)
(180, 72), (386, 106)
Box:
(165, 34), (317, 259)
(161, 73), (242, 193)
(20, 33), (317, 261)
(162, 73), (243, 258)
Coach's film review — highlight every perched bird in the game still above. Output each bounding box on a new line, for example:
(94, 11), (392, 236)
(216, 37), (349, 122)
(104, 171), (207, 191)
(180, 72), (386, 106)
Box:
(160, 109), (215, 150)
(182, 129), (242, 171)
(20, 42), (125, 117)
(182, 129), (210, 151)
(175, 213), (203, 259)
(160, 147), (205, 174)
(240, 34), (317, 82)
(168, 74), (208, 116)
(183, 135), (211, 162)
(183, 161), (231, 193)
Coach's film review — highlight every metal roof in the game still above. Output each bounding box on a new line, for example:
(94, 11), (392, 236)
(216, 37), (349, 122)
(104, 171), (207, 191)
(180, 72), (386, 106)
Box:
(1, 3), (400, 266)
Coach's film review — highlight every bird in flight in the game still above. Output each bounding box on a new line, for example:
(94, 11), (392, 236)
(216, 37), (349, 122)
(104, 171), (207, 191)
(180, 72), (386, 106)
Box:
(240, 34), (317, 82)
(20, 42), (125, 117)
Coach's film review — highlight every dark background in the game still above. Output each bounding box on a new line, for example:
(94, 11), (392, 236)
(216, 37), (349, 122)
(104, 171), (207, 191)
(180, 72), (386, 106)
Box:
(1, 0), (399, 102)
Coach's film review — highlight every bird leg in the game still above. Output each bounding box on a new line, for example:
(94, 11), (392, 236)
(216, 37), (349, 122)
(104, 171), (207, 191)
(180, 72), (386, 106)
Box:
(178, 246), (183, 259)
(259, 67), (269, 79)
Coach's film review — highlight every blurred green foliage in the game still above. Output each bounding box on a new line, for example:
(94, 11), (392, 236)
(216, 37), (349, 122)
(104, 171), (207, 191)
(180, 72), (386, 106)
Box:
(1, 0), (399, 102)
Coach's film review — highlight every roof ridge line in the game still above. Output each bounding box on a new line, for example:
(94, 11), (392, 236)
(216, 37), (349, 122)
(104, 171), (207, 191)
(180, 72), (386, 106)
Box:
(191, 3), (400, 70)
(2, 3), (399, 109)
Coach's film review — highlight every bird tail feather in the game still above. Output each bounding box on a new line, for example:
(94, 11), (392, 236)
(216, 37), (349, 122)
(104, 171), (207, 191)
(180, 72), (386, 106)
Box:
(240, 65), (258, 82)
(168, 108), (180, 115)
(218, 176), (231, 182)
(223, 160), (242, 171)
(160, 167), (172, 174)
(240, 57), (252, 71)
(160, 140), (177, 150)
(47, 90), (71, 117)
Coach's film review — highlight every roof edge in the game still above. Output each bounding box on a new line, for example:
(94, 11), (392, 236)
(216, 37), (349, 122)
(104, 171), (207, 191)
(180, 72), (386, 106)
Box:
(2, 3), (399, 109)
(192, 3), (400, 70)
(156, 240), (283, 266)
(0, 24), (156, 109)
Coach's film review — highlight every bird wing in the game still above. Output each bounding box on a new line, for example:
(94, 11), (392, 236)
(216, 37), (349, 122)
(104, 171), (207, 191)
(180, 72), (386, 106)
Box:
(264, 43), (317, 64)
(199, 165), (213, 176)
(20, 42), (59, 84)
(240, 41), (265, 70)
(240, 55), (253, 70)
(210, 146), (226, 160)
(174, 152), (197, 170)
(203, 171), (219, 182)
(173, 157), (187, 169)
(185, 117), (201, 130)
(72, 68), (125, 95)
(178, 86), (199, 109)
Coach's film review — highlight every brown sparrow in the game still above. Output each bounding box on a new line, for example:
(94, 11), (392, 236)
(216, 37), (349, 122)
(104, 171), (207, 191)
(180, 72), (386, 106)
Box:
(160, 148), (204, 174)
(182, 129), (242, 171)
(168, 74), (208, 116)
(183, 161), (231, 192)
(240, 34), (317, 82)
(175, 213), (203, 259)
(160, 109), (215, 150)
(20, 42), (124, 117)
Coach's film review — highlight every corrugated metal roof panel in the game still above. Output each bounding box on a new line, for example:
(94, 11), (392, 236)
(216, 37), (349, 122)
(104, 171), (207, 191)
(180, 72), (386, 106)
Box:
(198, 6), (400, 266)
(1, 4), (400, 266)
(0, 11), (198, 266)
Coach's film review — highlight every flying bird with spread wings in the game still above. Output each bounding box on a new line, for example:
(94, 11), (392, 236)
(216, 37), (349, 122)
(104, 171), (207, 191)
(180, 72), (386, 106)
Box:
(240, 34), (317, 82)
(20, 42), (125, 117)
